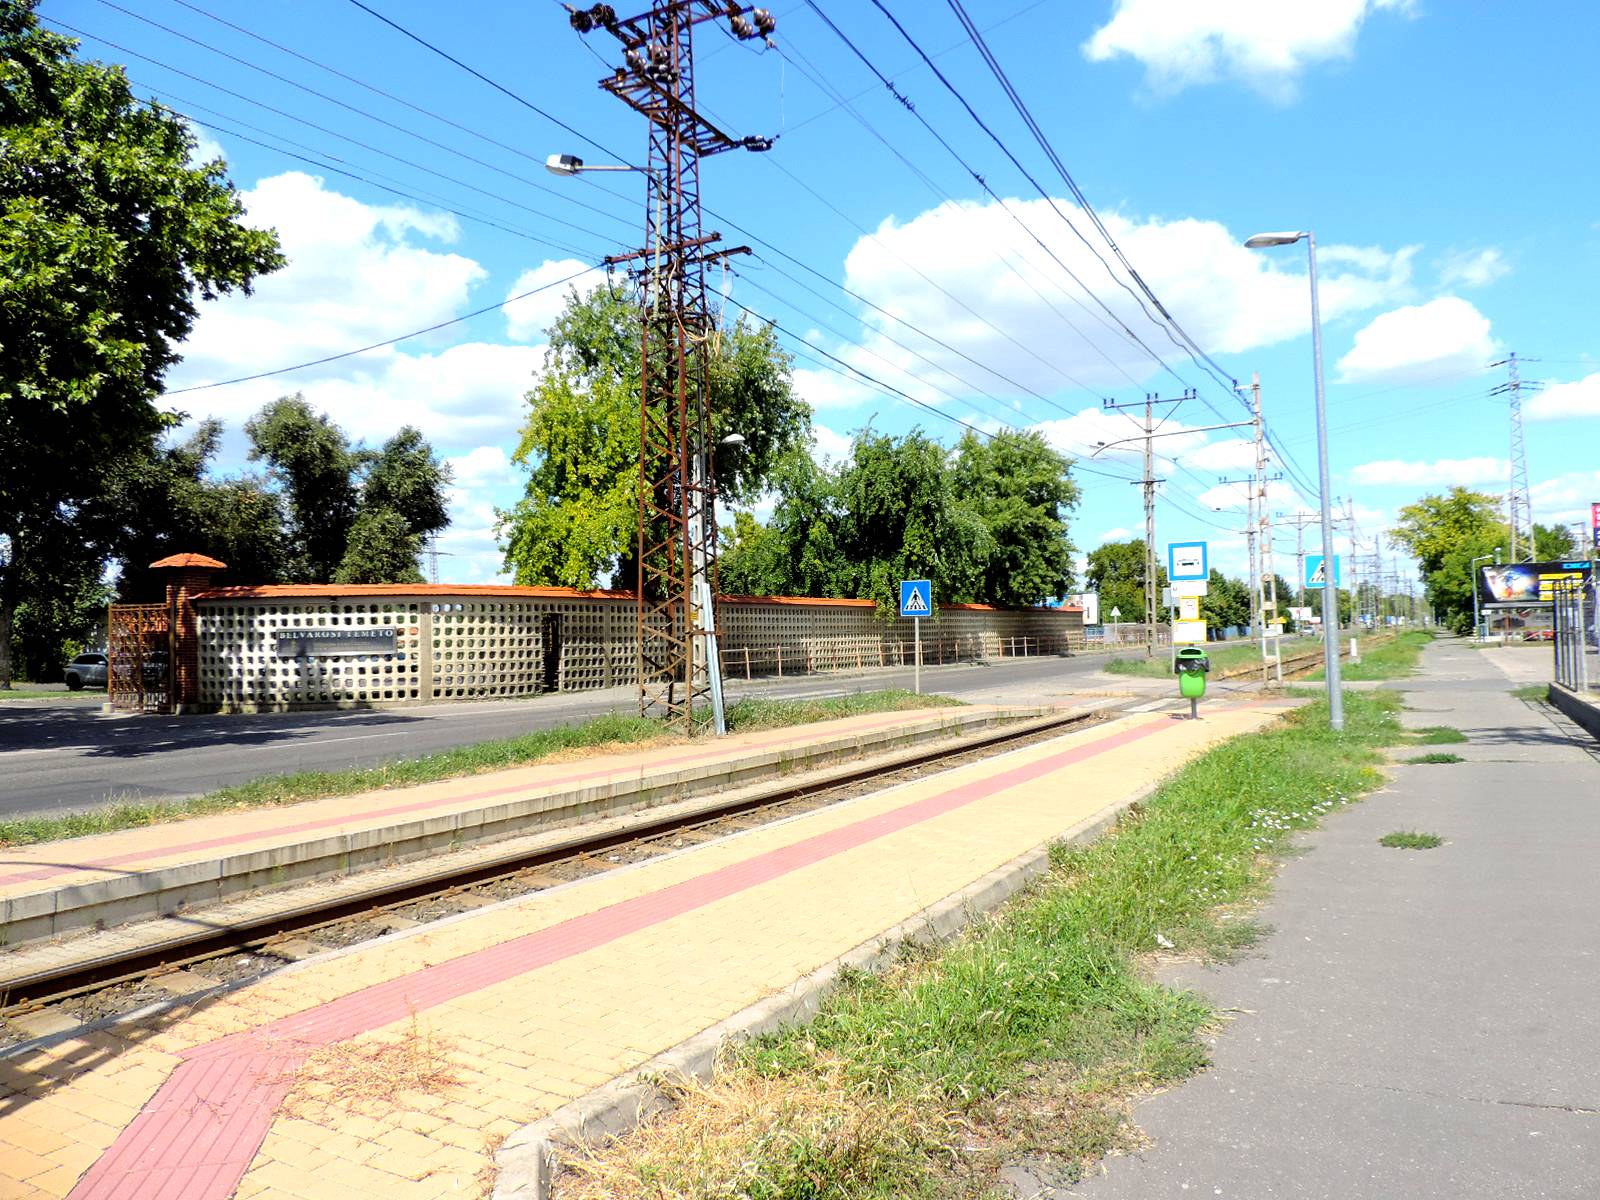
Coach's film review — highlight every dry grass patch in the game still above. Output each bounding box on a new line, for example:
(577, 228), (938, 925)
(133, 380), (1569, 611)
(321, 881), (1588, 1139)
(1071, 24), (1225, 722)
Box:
(559, 1066), (956, 1200)
(279, 1018), (463, 1121)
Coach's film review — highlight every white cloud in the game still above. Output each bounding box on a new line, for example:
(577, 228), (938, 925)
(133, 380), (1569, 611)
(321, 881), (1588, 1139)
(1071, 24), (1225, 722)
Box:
(1437, 247), (1510, 289)
(1082, 0), (1415, 99)
(1097, 526), (1134, 544)
(1336, 297), (1499, 384)
(504, 259), (607, 343)
(810, 424), (853, 465)
(171, 171), (483, 380)
(1531, 470), (1600, 524)
(1526, 373), (1600, 421)
(184, 120), (225, 167)
(1180, 437), (1258, 472)
(792, 364), (873, 411)
(1349, 456), (1511, 487)
(445, 445), (519, 489)
(842, 199), (1415, 399)
(161, 172), (554, 586)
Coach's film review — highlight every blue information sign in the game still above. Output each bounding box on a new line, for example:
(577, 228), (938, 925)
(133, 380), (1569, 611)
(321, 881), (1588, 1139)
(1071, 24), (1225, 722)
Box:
(1167, 541), (1209, 582)
(899, 579), (932, 618)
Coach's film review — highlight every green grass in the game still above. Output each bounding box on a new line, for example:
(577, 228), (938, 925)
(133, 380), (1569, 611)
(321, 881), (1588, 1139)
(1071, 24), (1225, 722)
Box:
(1405, 751), (1464, 764)
(723, 689), (957, 732)
(1408, 726), (1467, 744)
(1305, 630), (1434, 681)
(1103, 637), (1319, 679)
(0, 685), (85, 701)
(1512, 684), (1549, 703)
(0, 690), (956, 849)
(1379, 831), (1443, 850)
(562, 692), (1405, 1199)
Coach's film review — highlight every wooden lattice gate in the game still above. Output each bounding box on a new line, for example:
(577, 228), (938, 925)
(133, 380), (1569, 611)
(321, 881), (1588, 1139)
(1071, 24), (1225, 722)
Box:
(108, 603), (171, 713)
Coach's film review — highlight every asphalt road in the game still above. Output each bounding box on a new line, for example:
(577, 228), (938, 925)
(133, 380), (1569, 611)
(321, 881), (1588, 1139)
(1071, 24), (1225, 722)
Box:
(0, 653), (1127, 820)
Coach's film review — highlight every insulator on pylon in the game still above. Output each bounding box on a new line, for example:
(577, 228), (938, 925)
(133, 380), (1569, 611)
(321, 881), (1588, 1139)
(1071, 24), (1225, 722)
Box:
(753, 8), (776, 35)
(741, 134), (774, 151)
(729, 14), (754, 38)
(589, 3), (616, 25)
(568, 8), (594, 32)
(626, 48), (646, 73)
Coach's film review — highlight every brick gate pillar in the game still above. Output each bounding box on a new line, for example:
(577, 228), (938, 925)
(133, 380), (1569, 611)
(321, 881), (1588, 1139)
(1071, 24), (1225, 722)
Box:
(150, 553), (226, 712)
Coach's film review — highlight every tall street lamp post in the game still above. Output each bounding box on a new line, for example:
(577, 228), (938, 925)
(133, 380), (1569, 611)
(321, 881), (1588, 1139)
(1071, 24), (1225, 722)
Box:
(1246, 230), (1343, 731)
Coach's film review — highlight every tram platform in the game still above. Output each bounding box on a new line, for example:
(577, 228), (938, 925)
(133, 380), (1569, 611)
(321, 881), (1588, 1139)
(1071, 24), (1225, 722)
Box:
(0, 699), (1289, 1199)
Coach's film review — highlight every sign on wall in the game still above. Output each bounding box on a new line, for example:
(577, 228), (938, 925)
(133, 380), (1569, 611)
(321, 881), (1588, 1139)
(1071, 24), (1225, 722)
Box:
(275, 627), (399, 658)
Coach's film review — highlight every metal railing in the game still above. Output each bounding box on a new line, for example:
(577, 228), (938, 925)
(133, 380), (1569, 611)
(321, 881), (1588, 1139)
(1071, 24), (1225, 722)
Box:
(1552, 576), (1597, 693)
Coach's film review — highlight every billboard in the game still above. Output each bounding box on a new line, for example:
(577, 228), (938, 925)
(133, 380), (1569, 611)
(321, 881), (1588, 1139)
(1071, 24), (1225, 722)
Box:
(1478, 560), (1592, 607)
(1592, 501), (1600, 549)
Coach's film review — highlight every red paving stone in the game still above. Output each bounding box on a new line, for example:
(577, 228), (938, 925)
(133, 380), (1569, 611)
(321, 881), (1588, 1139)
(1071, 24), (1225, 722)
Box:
(62, 718), (1172, 1200)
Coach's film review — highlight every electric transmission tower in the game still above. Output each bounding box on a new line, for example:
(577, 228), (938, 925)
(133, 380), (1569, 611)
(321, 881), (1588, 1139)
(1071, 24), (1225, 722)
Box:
(1491, 352), (1540, 562)
(568, 2), (776, 734)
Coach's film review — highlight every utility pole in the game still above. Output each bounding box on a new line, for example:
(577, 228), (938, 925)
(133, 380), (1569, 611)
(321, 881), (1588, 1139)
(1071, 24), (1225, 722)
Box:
(1491, 352), (1540, 562)
(1102, 390), (1195, 656)
(1250, 375), (1282, 674)
(1278, 510), (1320, 616)
(569, 2), (775, 734)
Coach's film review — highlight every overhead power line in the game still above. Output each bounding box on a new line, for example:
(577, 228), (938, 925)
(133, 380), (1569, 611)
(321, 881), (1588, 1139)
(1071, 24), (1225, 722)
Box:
(166, 263), (603, 393)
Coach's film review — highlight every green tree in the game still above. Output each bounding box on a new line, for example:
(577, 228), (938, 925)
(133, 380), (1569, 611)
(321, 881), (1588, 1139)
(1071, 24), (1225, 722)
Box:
(0, 5), (284, 686)
(719, 447), (846, 599)
(1533, 523), (1577, 560)
(833, 430), (992, 611)
(1203, 570), (1252, 637)
(500, 282), (810, 589)
(1390, 488), (1506, 634)
(1085, 539), (1165, 624)
(335, 508), (425, 585)
(246, 396), (362, 582)
(110, 420), (287, 601)
(950, 429), (1079, 606)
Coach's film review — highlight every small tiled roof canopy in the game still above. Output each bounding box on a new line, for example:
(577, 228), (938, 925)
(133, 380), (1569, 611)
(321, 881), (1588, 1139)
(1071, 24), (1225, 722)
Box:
(148, 553), (228, 570)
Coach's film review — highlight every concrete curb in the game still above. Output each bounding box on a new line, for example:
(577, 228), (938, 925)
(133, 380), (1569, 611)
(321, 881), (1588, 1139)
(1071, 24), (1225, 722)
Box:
(1549, 682), (1600, 741)
(0, 706), (1043, 945)
(491, 779), (1160, 1200)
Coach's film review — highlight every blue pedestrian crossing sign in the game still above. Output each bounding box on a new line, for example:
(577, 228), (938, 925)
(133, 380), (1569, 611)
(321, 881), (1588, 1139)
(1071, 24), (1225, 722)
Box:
(899, 579), (932, 617)
(1305, 554), (1342, 588)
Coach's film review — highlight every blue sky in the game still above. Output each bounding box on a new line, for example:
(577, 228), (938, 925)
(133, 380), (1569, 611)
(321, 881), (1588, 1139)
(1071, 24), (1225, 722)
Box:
(42, 0), (1600, 590)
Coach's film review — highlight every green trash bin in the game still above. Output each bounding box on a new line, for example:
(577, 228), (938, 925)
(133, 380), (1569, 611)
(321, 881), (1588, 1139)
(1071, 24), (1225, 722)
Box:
(1175, 646), (1209, 710)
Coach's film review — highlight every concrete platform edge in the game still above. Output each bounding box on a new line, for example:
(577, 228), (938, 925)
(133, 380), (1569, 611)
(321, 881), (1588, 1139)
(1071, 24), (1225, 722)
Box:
(1549, 682), (1600, 741)
(492, 778), (1159, 1200)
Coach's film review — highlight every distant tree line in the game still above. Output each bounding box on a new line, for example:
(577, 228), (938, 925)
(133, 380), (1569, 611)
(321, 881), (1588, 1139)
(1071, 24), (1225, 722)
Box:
(498, 285), (1084, 613)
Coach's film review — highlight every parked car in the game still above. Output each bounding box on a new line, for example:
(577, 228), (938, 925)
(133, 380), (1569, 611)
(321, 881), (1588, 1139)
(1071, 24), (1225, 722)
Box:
(63, 652), (108, 690)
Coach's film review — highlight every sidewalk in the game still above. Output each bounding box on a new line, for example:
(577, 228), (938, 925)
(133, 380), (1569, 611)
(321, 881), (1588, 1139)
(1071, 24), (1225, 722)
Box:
(1070, 637), (1600, 1199)
(0, 700), (1288, 1200)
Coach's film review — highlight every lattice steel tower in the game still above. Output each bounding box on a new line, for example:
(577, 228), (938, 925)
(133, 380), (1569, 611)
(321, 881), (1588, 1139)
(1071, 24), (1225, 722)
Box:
(1491, 352), (1538, 562)
(569, 2), (774, 732)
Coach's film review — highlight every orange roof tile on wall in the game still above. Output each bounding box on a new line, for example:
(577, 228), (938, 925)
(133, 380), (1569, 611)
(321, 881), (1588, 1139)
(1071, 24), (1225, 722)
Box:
(188, 582), (1083, 614)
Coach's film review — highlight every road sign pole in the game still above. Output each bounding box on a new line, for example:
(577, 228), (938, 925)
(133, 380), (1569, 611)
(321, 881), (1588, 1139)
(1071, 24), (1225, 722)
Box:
(914, 617), (921, 694)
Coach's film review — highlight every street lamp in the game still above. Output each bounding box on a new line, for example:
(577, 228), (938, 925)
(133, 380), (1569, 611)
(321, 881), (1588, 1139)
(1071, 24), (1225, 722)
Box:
(1245, 229), (1343, 731)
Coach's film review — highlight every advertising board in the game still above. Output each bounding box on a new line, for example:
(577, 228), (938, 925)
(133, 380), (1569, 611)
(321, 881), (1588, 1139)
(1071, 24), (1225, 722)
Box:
(1478, 561), (1593, 607)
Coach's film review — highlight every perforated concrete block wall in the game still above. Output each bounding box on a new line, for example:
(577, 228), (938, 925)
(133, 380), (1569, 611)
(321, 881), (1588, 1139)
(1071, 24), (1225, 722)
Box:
(196, 591), (1084, 709)
(197, 598), (427, 709)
